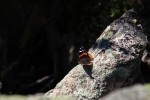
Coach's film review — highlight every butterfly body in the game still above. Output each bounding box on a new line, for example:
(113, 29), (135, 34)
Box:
(78, 47), (94, 65)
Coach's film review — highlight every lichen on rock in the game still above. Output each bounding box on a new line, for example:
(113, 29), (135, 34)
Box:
(45, 9), (147, 100)
(102, 84), (150, 100)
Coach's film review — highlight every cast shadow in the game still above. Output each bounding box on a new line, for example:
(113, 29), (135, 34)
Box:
(83, 65), (94, 79)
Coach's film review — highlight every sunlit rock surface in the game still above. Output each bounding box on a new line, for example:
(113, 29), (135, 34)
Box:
(45, 9), (147, 100)
(102, 84), (150, 100)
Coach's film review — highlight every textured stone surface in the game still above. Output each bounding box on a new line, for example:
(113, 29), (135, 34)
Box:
(45, 9), (147, 100)
(0, 94), (75, 100)
(1, 84), (150, 100)
(102, 84), (150, 100)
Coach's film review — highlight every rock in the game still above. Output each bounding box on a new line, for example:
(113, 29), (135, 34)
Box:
(1, 84), (150, 100)
(102, 84), (150, 100)
(45, 9), (147, 100)
(0, 94), (75, 100)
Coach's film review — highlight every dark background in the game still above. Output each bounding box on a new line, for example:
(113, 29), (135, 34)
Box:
(0, 0), (150, 95)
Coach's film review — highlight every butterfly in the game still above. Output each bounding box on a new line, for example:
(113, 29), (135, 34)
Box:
(78, 47), (94, 65)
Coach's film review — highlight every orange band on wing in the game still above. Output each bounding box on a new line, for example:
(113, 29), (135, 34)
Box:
(79, 53), (88, 58)
(88, 54), (94, 60)
(79, 53), (94, 60)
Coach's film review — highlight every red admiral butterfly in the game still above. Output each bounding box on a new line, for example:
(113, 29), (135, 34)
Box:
(78, 47), (94, 65)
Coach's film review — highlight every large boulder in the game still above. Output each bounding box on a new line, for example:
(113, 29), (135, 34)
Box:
(45, 9), (147, 100)
(102, 84), (150, 100)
